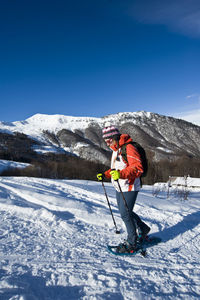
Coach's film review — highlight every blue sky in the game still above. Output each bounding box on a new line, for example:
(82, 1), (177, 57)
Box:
(0, 0), (200, 123)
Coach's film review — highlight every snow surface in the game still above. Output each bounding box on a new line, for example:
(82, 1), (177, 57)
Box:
(156, 147), (173, 153)
(0, 177), (200, 299)
(0, 160), (30, 174)
(0, 114), (101, 139)
(170, 177), (200, 188)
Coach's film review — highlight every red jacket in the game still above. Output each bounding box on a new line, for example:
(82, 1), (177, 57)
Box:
(104, 134), (143, 192)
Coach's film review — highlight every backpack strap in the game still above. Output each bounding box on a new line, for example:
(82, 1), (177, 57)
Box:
(120, 142), (142, 186)
(121, 142), (135, 164)
(121, 143), (128, 163)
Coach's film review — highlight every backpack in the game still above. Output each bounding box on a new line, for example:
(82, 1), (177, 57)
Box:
(121, 141), (148, 177)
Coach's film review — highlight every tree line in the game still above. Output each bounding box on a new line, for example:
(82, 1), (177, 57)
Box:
(143, 153), (200, 184)
(1, 151), (200, 184)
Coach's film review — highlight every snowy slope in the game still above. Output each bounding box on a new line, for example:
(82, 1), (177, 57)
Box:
(0, 160), (30, 173)
(0, 113), (102, 140)
(0, 112), (154, 141)
(0, 177), (200, 300)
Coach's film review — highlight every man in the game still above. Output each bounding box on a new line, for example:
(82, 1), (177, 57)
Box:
(97, 125), (150, 253)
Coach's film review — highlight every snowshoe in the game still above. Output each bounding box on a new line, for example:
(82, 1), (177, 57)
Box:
(115, 240), (137, 254)
(107, 235), (161, 256)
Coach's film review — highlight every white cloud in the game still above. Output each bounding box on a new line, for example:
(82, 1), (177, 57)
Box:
(186, 94), (196, 99)
(129, 0), (200, 38)
(186, 94), (200, 102)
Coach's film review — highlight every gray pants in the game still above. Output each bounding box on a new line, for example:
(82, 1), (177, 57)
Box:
(116, 190), (148, 245)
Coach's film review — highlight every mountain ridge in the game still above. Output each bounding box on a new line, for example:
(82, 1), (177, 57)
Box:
(0, 111), (200, 166)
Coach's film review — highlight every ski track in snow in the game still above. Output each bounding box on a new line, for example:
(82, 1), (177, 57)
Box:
(0, 177), (199, 300)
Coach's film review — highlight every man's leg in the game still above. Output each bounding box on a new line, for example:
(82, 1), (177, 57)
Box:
(116, 191), (138, 245)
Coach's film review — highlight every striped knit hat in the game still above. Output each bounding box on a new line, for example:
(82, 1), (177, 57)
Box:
(102, 125), (120, 140)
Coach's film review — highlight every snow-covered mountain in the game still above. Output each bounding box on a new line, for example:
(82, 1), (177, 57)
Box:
(0, 177), (199, 299)
(0, 111), (200, 165)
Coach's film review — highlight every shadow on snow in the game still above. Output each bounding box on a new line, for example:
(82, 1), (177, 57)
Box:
(157, 210), (200, 243)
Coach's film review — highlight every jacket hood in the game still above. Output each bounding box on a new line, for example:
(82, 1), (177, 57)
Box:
(110, 134), (133, 151)
(119, 134), (133, 147)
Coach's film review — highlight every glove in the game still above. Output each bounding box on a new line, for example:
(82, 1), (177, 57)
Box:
(97, 173), (104, 181)
(110, 170), (120, 181)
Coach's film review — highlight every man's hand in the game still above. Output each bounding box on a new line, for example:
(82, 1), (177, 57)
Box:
(97, 173), (104, 181)
(110, 170), (120, 181)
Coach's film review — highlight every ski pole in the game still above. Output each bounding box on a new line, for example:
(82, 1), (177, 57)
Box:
(101, 181), (120, 234)
(111, 168), (131, 214)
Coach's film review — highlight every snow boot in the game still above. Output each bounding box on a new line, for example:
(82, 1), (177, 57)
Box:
(138, 225), (151, 243)
(115, 240), (137, 254)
